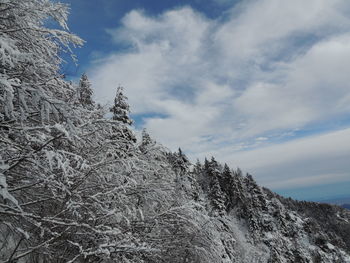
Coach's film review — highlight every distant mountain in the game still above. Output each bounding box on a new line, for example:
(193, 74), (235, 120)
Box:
(317, 197), (350, 211)
(319, 196), (350, 205)
(342, 204), (350, 210)
(1, 1), (349, 262)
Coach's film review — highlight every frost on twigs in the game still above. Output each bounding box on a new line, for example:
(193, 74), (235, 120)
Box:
(0, 1), (204, 261)
(1, 0), (350, 262)
(0, 157), (19, 208)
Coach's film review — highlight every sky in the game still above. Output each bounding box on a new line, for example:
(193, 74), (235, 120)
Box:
(60, 0), (350, 201)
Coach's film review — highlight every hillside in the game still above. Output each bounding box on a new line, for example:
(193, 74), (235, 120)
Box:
(0, 1), (350, 262)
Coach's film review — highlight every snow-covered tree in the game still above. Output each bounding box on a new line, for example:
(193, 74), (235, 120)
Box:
(1, 1), (350, 262)
(0, 0), (83, 123)
(221, 163), (233, 210)
(209, 176), (226, 216)
(139, 128), (155, 154)
(110, 86), (133, 125)
(0, 0), (90, 261)
(221, 163), (232, 193)
(205, 157), (226, 215)
(77, 73), (94, 108)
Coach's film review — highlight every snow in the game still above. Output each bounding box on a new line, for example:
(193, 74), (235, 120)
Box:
(0, 172), (20, 209)
(1, 0), (349, 262)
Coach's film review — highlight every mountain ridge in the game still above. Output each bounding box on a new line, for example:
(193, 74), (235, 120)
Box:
(0, 1), (349, 262)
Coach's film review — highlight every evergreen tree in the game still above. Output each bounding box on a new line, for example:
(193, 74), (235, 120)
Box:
(139, 128), (155, 153)
(110, 86), (133, 125)
(209, 176), (226, 216)
(233, 169), (246, 205)
(108, 86), (136, 146)
(208, 157), (222, 182)
(221, 163), (232, 193)
(168, 148), (190, 176)
(221, 163), (233, 210)
(200, 157), (220, 192)
(178, 147), (189, 163)
(195, 159), (210, 192)
(77, 73), (94, 108)
(193, 159), (202, 175)
(204, 157), (210, 171)
(245, 173), (267, 211)
(207, 157), (226, 215)
(1, 1), (350, 262)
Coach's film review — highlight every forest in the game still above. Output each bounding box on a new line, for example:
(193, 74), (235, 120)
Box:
(1, 1), (350, 262)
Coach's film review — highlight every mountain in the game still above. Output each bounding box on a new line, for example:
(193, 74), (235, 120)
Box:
(318, 196), (350, 206)
(316, 196), (350, 211)
(342, 204), (350, 210)
(0, 1), (349, 262)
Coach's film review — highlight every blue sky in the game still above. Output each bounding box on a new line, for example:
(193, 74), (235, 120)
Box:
(59, 0), (239, 76)
(61, 0), (350, 201)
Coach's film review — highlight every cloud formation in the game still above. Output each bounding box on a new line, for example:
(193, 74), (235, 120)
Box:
(89, 0), (350, 196)
(217, 128), (350, 188)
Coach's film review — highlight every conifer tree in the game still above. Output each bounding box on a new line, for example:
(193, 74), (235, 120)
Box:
(245, 173), (267, 210)
(77, 73), (94, 108)
(195, 159), (210, 192)
(221, 163), (233, 210)
(193, 159), (202, 175)
(110, 86), (133, 125)
(139, 128), (155, 153)
(2, 1), (349, 262)
(108, 86), (136, 148)
(177, 148), (189, 172)
(207, 157), (226, 215)
(232, 168), (245, 204)
(199, 157), (217, 192)
(208, 157), (221, 181)
(209, 176), (226, 215)
(204, 157), (210, 173)
(221, 163), (232, 192)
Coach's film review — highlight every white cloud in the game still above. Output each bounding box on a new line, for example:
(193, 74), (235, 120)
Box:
(216, 128), (350, 189)
(233, 34), (350, 136)
(215, 0), (350, 61)
(89, 0), (350, 194)
(92, 7), (213, 113)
